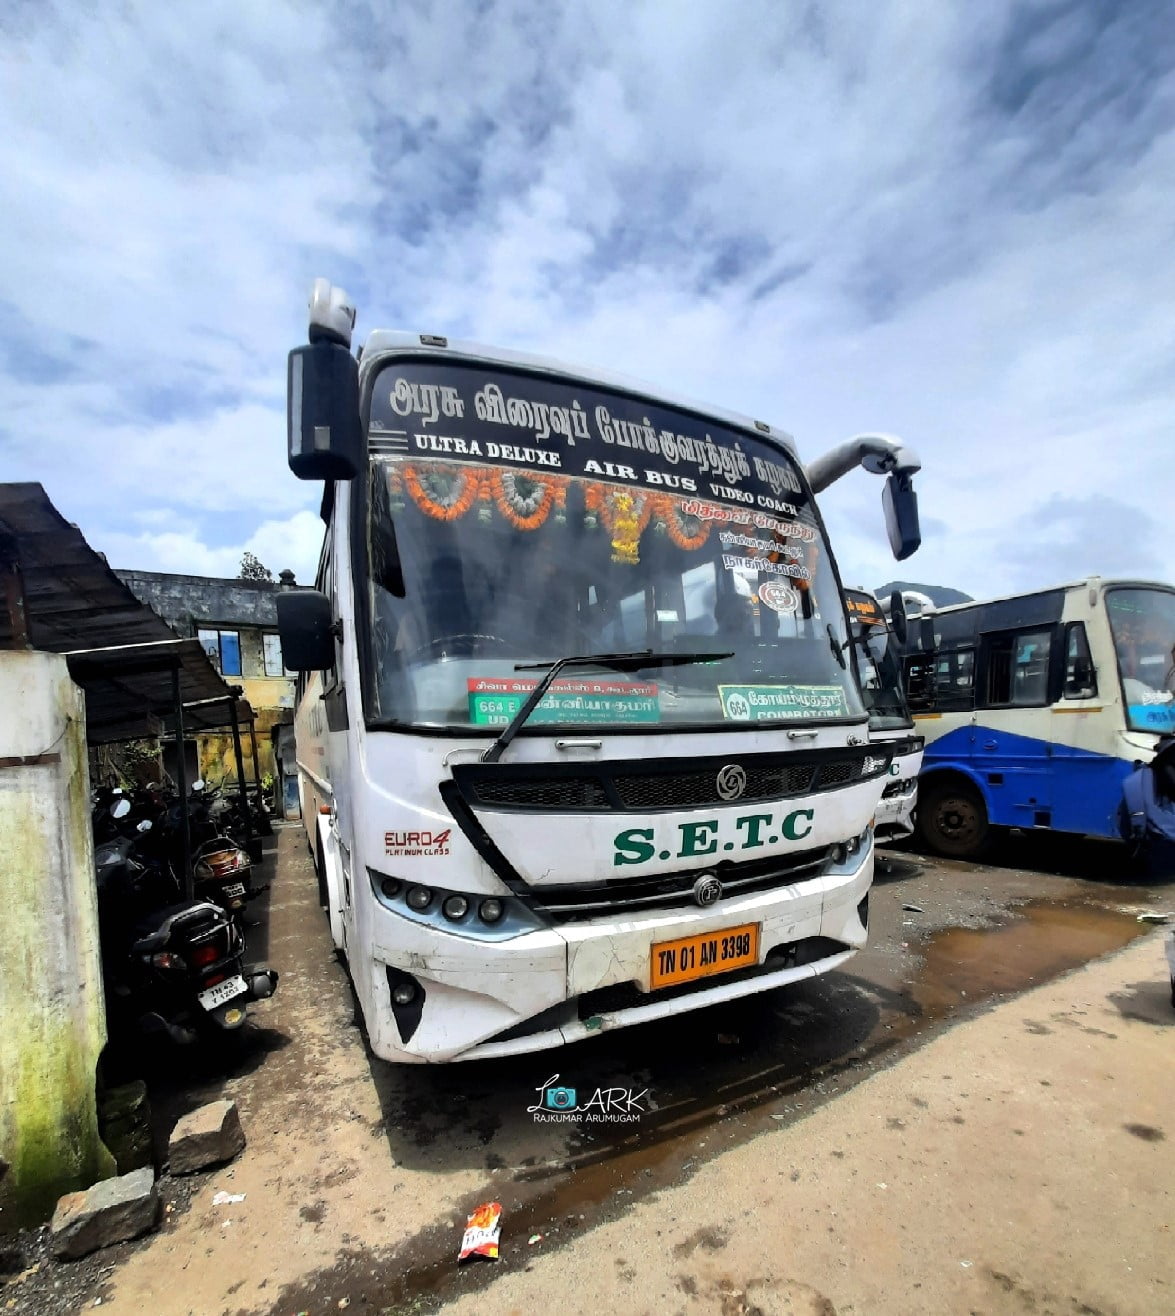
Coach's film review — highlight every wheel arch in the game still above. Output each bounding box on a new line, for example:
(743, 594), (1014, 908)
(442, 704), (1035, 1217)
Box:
(314, 811), (346, 951)
(918, 763), (991, 810)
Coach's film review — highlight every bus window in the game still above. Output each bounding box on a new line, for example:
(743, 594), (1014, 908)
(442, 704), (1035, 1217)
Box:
(1063, 622), (1097, 699)
(985, 629), (1052, 707)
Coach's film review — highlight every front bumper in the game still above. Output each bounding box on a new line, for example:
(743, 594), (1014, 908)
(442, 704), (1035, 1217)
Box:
(367, 837), (874, 1062)
(875, 779), (917, 842)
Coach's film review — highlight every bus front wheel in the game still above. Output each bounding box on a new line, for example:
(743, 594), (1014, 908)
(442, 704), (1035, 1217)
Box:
(918, 781), (991, 859)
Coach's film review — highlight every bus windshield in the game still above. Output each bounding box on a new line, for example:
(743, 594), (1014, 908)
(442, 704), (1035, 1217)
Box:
(1106, 586), (1175, 734)
(362, 360), (865, 733)
(846, 591), (910, 730)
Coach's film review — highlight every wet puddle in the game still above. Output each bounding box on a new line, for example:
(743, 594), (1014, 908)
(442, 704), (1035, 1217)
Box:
(256, 890), (1151, 1315)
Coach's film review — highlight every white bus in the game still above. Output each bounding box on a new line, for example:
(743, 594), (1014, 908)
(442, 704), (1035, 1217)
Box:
(278, 280), (924, 1063)
(845, 589), (923, 842)
(903, 577), (1175, 858)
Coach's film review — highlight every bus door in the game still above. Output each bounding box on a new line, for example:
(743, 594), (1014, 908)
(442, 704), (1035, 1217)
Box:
(1046, 620), (1128, 838)
(975, 626), (1056, 829)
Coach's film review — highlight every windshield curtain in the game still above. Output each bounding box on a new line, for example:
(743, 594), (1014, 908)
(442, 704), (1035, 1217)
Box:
(1106, 586), (1175, 734)
(363, 360), (865, 733)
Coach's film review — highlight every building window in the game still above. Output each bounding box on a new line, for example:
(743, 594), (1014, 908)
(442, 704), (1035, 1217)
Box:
(198, 627), (242, 677)
(263, 633), (286, 677)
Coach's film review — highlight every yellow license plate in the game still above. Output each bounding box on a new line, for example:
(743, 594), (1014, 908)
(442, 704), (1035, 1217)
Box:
(650, 923), (760, 990)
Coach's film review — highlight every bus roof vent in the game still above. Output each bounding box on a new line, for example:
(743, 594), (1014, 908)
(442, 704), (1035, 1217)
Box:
(420, 333), (448, 348)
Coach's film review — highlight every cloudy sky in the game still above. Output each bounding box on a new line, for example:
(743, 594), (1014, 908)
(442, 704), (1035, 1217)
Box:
(2, 0), (1172, 600)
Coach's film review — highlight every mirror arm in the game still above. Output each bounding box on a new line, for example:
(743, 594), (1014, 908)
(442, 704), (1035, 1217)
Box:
(804, 434), (921, 494)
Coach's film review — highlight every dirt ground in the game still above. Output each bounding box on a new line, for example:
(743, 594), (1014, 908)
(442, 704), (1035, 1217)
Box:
(3, 824), (1173, 1315)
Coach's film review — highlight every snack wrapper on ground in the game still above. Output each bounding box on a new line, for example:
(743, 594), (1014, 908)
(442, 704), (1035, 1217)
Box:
(458, 1201), (503, 1262)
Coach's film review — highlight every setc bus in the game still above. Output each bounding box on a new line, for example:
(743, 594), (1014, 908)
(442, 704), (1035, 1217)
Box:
(277, 279), (924, 1063)
(845, 588), (923, 842)
(902, 577), (1175, 858)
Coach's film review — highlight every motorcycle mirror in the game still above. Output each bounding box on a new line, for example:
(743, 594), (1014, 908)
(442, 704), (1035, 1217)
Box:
(137, 819), (153, 833)
(112, 798), (132, 819)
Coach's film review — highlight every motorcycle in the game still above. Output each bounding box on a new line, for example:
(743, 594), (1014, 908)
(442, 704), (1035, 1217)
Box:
(94, 809), (278, 1046)
(193, 834), (264, 924)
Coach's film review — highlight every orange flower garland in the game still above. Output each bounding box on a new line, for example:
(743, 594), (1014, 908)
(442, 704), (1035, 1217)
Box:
(658, 494), (711, 550)
(403, 463), (479, 521)
(492, 469), (556, 531)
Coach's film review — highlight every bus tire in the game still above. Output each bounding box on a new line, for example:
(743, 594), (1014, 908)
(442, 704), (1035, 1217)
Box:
(314, 836), (329, 911)
(917, 779), (991, 859)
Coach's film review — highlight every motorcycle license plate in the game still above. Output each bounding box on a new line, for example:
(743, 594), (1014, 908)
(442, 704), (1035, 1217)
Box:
(224, 882), (247, 898)
(197, 976), (248, 1011)
(650, 923), (760, 990)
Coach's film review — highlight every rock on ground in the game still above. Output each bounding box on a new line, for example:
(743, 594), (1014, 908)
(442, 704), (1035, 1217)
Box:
(168, 1099), (246, 1175)
(50, 1168), (159, 1261)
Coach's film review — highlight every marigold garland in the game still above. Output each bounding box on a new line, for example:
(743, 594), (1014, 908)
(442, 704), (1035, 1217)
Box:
(492, 469), (556, 531)
(583, 484), (654, 563)
(657, 495), (711, 551)
(403, 463), (479, 521)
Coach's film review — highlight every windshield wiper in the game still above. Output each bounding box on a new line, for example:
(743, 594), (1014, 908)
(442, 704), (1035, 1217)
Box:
(481, 650), (733, 764)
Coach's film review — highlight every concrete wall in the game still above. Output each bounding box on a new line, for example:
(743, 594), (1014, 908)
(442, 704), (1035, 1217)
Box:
(0, 652), (114, 1225)
(115, 569), (286, 632)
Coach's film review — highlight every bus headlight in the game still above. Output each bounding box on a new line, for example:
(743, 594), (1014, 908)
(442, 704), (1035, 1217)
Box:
(441, 894), (470, 921)
(478, 898), (504, 924)
(368, 869), (544, 940)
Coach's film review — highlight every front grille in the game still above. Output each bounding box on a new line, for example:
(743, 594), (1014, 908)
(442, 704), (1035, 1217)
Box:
(529, 845), (832, 922)
(612, 761), (816, 810)
(816, 761), (854, 789)
(474, 776), (609, 809)
(455, 746), (890, 815)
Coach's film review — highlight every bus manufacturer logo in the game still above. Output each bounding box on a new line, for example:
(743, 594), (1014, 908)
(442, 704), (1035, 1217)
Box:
(716, 764), (747, 801)
(385, 829), (451, 858)
(692, 874), (723, 907)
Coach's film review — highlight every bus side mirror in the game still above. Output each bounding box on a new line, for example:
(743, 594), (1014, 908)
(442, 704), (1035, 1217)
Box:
(882, 472), (921, 561)
(888, 589), (908, 646)
(287, 341), (363, 481)
(276, 590), (336, 671)
(918, 617), (935, 652)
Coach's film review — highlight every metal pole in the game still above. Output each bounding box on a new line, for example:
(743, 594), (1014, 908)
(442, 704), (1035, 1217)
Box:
(172, 663), (193, 900)
(227, 695), (253, 850)
(247, 714), (263, 801)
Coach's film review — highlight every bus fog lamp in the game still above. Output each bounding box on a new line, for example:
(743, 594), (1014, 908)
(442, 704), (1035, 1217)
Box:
(380, 877), (401, 899)
(391, 982), (417, 1006)
(478, 898), (504, 924)
(442, 895), (470, 921)
(406, 885), (433, 911)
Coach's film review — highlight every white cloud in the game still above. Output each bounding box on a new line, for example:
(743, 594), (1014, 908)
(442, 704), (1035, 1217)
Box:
(2, 0), (1173, 602)
(97, 509), (324, 585)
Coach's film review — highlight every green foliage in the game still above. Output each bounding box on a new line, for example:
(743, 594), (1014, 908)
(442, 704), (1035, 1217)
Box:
(239, 551), (274, 582)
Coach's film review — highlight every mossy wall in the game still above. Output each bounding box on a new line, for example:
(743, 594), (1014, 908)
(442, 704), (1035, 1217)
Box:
(0, 653), (115, 1227)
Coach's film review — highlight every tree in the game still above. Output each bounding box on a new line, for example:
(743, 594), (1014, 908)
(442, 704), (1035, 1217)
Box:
(239, 551), (274, 582)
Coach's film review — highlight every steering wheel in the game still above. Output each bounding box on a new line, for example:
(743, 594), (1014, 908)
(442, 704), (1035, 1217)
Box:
(402, 633), (513, 662)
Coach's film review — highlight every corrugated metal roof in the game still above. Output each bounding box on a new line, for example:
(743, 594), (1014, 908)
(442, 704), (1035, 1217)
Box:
(1, 483), (253, 742)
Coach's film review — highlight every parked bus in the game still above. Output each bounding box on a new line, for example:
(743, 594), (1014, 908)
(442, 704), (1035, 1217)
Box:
(845, 589), (923, 842)
(902, 577), (1175, 858)
(277, 279), (923, 1063)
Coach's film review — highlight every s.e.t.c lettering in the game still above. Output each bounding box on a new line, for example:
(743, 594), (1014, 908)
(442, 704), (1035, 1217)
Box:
(613, 808), (815, 867)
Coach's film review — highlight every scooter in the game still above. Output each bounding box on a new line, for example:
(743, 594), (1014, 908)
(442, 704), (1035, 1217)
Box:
(123, 899), (278, 1044)
(193, 834), (264, 924)
(95, 812), (278, 1045)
